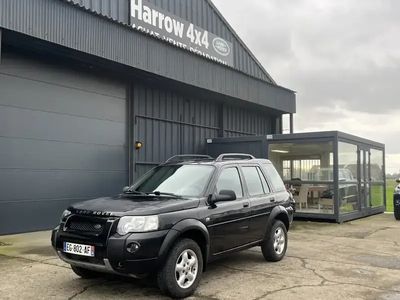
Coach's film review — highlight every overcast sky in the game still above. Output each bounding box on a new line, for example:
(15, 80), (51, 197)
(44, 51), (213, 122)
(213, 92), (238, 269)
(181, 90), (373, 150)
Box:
(213, 0), (400, 174)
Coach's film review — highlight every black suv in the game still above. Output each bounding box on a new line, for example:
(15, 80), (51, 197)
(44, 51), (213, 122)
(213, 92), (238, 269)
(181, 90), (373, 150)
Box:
(52, 153), (295, 298)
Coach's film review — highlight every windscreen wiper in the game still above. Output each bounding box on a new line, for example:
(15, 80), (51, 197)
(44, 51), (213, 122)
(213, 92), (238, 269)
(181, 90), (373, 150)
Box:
(147, 191), (182, 198)
(123, 189), (147, 195)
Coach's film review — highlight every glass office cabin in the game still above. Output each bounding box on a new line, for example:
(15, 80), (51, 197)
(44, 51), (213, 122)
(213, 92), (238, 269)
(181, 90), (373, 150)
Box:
(268, 131), (386, 222)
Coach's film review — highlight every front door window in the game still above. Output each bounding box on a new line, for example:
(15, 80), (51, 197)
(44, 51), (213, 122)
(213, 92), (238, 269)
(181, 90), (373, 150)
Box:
(215, 167), (243, 198)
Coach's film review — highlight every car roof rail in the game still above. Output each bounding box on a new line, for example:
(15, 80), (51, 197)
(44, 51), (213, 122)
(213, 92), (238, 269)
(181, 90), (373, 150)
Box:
(215, 153), (255, 162)
(165, 154), (214, 163)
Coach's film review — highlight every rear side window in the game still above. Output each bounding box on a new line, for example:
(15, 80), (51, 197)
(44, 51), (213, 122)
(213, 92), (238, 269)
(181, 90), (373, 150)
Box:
(264, 163), (286, 192)
(258, 168), (271, 194)
(242, 167), (265, 196)
(216, 167), (243, 198)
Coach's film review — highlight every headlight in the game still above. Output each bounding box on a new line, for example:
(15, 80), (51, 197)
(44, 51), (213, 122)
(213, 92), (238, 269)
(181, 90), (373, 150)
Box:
(117, 216), (159, 235)
(61, 209), (71, 221)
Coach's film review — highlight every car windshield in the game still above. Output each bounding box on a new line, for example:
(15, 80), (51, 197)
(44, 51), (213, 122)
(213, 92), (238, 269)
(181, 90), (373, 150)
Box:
(131, 165), (215, 197)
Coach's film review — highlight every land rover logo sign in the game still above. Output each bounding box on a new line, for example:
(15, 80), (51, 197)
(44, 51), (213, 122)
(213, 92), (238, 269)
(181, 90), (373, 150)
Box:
(213, 38), (231, 56)
(130, 0), (234, 67)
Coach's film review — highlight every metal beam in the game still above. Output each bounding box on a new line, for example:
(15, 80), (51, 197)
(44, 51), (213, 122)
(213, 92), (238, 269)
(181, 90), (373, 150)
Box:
(0, 28), (2, 64)
(289, 113), (294, 134)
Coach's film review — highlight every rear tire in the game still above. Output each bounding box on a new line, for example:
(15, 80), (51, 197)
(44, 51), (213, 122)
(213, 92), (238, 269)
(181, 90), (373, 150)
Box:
(71, 265), (101, 279)
(157, 239), (203, 298)
(261, 220), (288, 262)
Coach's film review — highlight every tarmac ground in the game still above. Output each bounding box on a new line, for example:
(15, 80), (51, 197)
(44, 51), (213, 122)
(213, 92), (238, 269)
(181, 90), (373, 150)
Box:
(0, 213), (400, 299)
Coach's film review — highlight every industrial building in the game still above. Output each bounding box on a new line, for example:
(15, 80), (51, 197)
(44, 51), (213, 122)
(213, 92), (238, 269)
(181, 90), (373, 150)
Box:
(0, 0), (296, 234)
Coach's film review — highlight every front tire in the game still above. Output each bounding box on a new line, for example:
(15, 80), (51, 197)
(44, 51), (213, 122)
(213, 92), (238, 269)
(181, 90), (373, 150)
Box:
(70, 265), (101, 279)
(157, 238), (203, 298)
(261, 220), (288, 262)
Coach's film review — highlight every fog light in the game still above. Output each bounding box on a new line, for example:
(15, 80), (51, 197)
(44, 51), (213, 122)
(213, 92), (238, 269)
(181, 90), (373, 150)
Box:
(127, 242), (141, 253)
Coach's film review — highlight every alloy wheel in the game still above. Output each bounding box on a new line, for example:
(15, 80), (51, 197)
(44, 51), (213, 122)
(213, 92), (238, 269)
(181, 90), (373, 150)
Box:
(175, 249), (198, 289)
(273, 227), (286, 255)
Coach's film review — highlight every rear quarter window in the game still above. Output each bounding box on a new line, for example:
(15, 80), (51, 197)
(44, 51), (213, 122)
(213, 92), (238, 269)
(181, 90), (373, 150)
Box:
(242, 166), (265, 196)
(263, 163), (286, 192)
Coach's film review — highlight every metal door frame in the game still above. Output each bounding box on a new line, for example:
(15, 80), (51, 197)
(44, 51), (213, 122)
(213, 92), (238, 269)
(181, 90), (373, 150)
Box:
(357, 146), (371, 212)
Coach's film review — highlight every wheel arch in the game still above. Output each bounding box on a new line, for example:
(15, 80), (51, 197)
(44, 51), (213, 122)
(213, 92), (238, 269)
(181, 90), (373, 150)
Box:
(158, 219), (210, 271)
(268, 206), (290, 233)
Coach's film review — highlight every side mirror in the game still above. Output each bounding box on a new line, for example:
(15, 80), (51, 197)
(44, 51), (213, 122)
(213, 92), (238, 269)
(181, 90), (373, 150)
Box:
(396, 178), (400, 184)
(122, 186), (130, 193)
(209, 190), (236, 207)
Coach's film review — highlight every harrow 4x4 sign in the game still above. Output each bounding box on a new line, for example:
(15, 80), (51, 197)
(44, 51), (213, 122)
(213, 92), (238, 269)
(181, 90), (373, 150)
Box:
(130, 0), (234, 67)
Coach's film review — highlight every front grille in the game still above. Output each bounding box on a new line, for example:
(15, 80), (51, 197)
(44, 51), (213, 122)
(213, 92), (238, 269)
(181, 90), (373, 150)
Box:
(68, 221), (104, 233)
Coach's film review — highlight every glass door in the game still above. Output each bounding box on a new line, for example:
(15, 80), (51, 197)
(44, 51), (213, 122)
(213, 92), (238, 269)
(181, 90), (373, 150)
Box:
(359, 148), (371, 210)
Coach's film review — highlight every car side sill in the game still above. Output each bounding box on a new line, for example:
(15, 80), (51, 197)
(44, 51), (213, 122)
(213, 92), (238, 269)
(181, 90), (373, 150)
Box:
(211, 240), (262, 257)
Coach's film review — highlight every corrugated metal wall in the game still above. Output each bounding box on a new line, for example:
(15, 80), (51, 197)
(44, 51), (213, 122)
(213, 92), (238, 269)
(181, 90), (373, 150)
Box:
(66, 0), (272, 83)
(67, 0), (130, 23)
(131, 82), (221, 178)
(223, 105), (274, 137)
(0, 0), (296, 114)
(130, 81), (276, 179)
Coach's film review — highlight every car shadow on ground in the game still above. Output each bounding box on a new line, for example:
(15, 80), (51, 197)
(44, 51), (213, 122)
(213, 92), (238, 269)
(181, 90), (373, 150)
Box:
(60, 249), (267, 299)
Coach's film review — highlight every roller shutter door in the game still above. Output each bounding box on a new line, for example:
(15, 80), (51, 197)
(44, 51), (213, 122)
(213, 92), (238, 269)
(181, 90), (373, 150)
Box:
(0, 52), (127, 234)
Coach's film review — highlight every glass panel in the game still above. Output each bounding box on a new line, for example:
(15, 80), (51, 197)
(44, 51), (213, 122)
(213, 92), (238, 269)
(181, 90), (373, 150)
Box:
(216, 168), (243, 198)
(257, 167), (271, 194)
(370, 149), (384, 182)
(357, 149), (372, 209)
(242, 167), (264, 196)
(263, 163), (286, 192)
(134, 165), (214, 197)
(269, 142), (333, 182)
(292, 160), (301, 179)
(339, 183), (359, 213)
(291, 183), (334, 214)
(269, 141), (334, 214)
(371, 183), (384, 207)
(338, 142), (359, 213)
(282, 160), (291, 180)
(338, 142), (358, 181)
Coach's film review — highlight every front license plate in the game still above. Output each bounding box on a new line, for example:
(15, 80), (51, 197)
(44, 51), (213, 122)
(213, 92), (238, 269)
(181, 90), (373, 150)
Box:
(63, 242), (95, 257)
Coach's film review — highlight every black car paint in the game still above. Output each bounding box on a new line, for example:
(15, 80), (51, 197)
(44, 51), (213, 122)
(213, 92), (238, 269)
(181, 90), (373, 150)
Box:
(71, 196), (201, 216)
(52, 159), (294, 277)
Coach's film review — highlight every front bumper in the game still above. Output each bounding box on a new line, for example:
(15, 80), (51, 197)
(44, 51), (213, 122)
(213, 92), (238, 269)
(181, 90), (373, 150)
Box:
(51, 222), (169, 277)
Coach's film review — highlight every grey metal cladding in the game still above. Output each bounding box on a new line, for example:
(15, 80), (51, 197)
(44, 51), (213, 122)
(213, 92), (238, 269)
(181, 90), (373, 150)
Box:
(223, 105), (273, 137)
(67, 0), (273, 83)
(147, 0), (273, 83)
(131, 80), (278, 179)
(66, 0), (130, 24)
(132, 81), (221, 178)
(0, 52), (127, 234)
(0, 0), (295, 113)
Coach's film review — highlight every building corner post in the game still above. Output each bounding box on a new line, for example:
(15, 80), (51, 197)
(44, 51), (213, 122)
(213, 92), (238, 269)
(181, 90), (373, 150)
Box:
(0, 28), (2, 64)
(289, 113), (294, 134)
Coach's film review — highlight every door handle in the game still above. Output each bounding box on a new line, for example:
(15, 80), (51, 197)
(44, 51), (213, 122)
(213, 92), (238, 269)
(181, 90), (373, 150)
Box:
(243, 202), (250, 208)
(270, 198), (276, 203)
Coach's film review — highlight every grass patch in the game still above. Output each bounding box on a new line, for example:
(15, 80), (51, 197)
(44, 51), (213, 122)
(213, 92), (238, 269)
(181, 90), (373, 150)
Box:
(386, 179), (396, 212)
